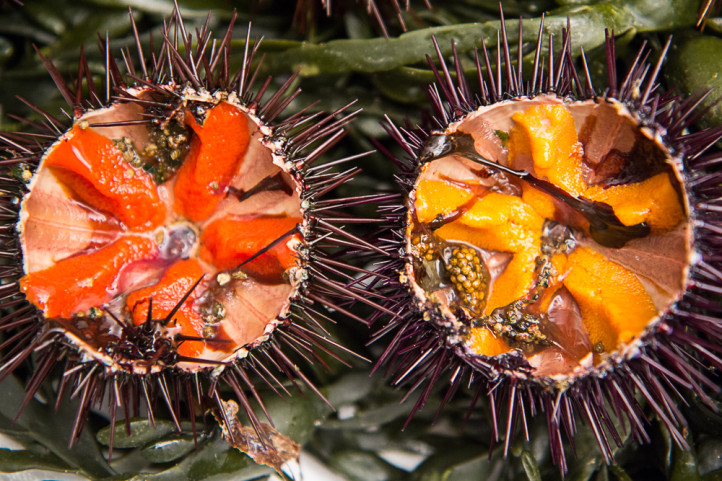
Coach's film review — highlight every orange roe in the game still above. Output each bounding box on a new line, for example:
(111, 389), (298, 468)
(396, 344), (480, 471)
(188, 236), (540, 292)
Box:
(413, 103), (685, 361)
(467, 326), (509, 357)
(552, 248), (656, 352)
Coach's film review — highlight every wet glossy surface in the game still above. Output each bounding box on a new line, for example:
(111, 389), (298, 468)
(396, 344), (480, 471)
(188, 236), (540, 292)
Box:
(407, 97), (690, 378)
(18, 90), (304, 371)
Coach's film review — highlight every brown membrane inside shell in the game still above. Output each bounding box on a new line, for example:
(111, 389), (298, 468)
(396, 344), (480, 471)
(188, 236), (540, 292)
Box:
(406, 95), (690, 379)
(17, 88), (303, 373)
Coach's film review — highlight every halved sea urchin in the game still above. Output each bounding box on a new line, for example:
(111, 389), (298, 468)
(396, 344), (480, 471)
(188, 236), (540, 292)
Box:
(370, 16), (722, 472)
(0, 8), (367, 456)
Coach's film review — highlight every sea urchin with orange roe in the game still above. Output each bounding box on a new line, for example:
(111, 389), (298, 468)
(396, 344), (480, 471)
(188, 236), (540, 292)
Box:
(370, 15), (722, 473)
(0, 8), (368, 457)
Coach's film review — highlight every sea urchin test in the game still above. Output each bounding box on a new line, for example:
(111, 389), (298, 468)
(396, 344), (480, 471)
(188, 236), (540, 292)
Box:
(349, 13), (722, 475)
(17, 88), (304, 372)
(0, 10), (371, 462)
(407, 98), (688, 379)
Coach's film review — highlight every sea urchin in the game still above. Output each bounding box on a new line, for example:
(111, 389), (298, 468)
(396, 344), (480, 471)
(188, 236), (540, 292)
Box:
(370, 15), (722, 473)
(0, 7), (368, 459)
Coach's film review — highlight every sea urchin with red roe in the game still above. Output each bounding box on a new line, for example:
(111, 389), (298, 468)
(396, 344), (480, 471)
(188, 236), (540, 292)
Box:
(0, 8), (368, 458)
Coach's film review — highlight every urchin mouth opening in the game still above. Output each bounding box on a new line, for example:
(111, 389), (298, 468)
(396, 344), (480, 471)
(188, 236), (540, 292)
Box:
(16, 86), (307, 374)
(404, 94), (691, 382)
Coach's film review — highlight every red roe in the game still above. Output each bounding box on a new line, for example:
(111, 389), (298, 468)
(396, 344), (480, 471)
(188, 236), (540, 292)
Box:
(18, 89), (305, 371)
(20, 236), (157, 318)
(201, 217), (302, 279)
(44, 125), (167, 230)
(174, 102), (251, 222)
(126, 259), (206, 357)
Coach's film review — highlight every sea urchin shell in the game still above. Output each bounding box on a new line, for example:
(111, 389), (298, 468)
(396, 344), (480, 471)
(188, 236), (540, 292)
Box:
(371, 16), (722, 473)
(0, 8), (367, 457)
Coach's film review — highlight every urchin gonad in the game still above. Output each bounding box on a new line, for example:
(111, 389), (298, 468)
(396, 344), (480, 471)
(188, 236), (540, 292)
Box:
(19, 87), (308, 372)
(0, 9), (368, 456)
(371, 15), (722, 473)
